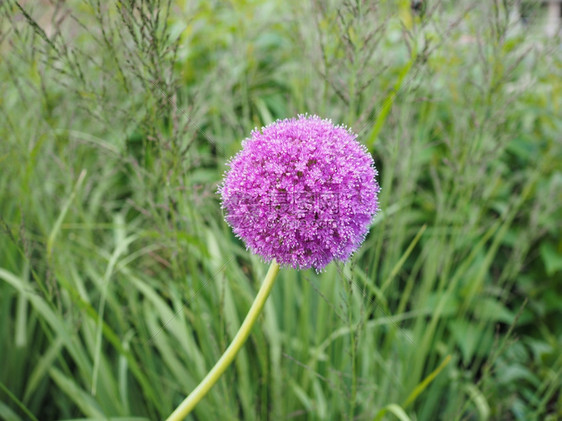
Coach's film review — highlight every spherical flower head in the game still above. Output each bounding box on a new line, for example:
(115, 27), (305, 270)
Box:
(219, 115), (380, 271)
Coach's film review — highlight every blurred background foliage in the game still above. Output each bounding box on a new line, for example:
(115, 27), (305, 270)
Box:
(1, 0), (561, 420)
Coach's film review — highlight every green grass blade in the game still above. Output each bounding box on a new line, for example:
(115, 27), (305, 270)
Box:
(403, 355), (451, 408)
(0, 381), (38, 421)
(46, 169), (87, 259)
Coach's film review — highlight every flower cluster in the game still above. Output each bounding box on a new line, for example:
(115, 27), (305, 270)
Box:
(219, 115), (379, 271)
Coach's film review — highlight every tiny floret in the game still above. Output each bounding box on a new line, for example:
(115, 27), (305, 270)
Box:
(219, 115), (379, 271)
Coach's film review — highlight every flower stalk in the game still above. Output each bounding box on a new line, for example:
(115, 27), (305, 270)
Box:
(167, 261), (280, 420)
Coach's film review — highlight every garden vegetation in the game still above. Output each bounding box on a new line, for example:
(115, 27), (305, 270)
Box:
(1, 0), (561, 419)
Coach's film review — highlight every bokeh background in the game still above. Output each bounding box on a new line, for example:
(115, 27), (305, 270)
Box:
(1, 0), (561, 420)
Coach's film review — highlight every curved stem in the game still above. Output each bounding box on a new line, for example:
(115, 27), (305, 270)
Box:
(167, 261), (281, 421)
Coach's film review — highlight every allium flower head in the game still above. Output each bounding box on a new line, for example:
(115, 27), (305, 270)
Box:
(219, 115), (379, 271)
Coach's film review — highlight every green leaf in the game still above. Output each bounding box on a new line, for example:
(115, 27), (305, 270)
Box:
(449, 320), (478, 363)
(497, 364), (539, 386)
(0, 381), (37, 421)
(423, 292), (459, 318)
(0, 401), (22, 421)
(49, 368), (105, 418)
(403, 355), (451, 408)
(464, 384), (490, 420)
(540, 241), (562, 276)
(47, 169), (87, 258)
(373, 403), (411, 421)
(474, 298), (514, 324)
(366, 54), (416, 149)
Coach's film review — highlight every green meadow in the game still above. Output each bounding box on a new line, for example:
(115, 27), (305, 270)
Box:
(1, 1), (561, 419)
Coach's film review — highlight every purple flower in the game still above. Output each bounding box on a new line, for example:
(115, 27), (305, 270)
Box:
(219, 115), (379, 271)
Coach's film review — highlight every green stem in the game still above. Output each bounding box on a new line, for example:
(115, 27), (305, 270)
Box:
(167, 261), (281, 421)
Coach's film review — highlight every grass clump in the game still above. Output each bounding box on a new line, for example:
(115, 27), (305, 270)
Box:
(1, 0), (561, 419)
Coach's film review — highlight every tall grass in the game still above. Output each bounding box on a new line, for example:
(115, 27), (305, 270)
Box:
(1, 0), (561, 420)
